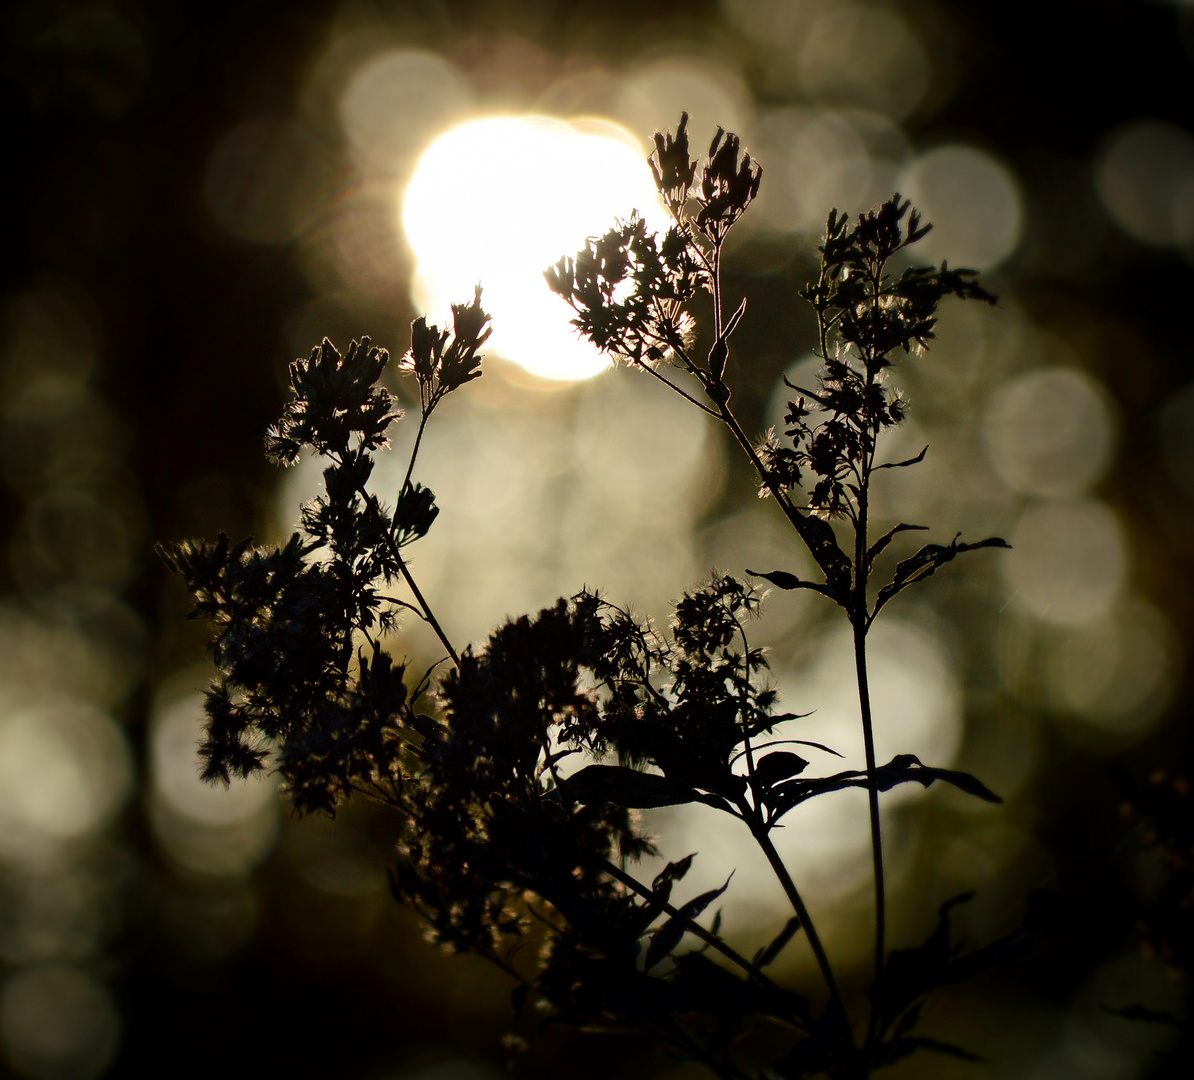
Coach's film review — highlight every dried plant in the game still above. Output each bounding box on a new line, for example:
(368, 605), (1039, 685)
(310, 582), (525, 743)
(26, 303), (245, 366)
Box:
(161, 114), (1031, 1079)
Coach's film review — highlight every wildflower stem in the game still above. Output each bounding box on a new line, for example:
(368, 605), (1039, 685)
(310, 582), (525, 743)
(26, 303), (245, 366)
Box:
(361, 484), (460, 667)
(855, 614), (885, 1050)
(631, 357), (721, 417)
(395, 553), (460, 667)
(746, 811), (853, 1047)
(716, 403), (846, 595)
(395, 409), (432, 520)
(858, 274), (886, 1051)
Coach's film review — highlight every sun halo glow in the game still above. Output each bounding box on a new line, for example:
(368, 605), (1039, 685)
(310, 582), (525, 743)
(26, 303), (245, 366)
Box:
(402, 115), (671, 382)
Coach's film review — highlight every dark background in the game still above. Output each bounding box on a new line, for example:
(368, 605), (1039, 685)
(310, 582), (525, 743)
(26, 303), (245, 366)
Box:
(2, 2), (1193, 1078)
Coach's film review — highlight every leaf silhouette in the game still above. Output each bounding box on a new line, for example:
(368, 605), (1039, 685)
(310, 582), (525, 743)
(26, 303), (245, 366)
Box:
(753, 751), (810, 788)
(874, 446), (928, 470)
(557, 764), (700, 809)
(653, 853), (696, 896)
(769, 754), (1000, 821)
(870, 891), (1035, 1035)
(645, 876), (732, 972)
(747, 568), (840, 601)
(872, 536), (1010, 621)
(753, 916), (802, 968)
(866, 523), (928, 567)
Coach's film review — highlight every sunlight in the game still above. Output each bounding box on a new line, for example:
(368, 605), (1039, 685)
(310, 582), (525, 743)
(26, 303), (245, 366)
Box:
(402, 115), (670, 381)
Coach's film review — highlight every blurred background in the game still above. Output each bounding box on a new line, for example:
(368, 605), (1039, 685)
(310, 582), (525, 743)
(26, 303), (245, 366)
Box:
(3, 0), (1194, 1077)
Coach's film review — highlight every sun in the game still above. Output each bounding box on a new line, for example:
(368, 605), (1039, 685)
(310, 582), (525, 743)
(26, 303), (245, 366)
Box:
(402, 115), (670, 382)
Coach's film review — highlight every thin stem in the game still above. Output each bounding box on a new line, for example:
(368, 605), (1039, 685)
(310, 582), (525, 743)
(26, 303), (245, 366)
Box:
(815, 268), (832, 365)
(712, 243), (723, 337)
(596, 857), (777, 989)
(736, 637), (759, 805)
(856, 266), (887, 1053)
(745, 811), (853, 1047)
(717, 401), (843, 588)
(668, 206), (717, 278)
(387, 401), (434, 547)
(855, 614), (884, 1051)
(631, 358), (721, 417)
(399, 409), (432, 506)
(396, 554), (460, 666)
(361, 485), (461, 667)
(377, 594), (425, 618)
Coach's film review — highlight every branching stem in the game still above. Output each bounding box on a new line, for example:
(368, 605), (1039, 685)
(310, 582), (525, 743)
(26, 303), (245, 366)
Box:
(395, 554), (460, 667)
(394, 409), (431, 520)
(632, 358), (721, 416)
(361, 484), (461, 667)
(596, 856), (777, 989)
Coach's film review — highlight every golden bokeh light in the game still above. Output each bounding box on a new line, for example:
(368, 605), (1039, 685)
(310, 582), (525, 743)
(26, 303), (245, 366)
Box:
(339, 49), (474, 176)
(402, 115), (671, 381)
(613, 53), (751, 150)
(0, 698), (132, 857)
(982, 366), (1118, 499)
(797, 5), (929, 120)
(1003, 500), (1127, 626)
(1095, 118), (1194, 247)
(1044, 597), (1179, 737)
(899, 145), (1023, 271)
(149, 686), (281, 877)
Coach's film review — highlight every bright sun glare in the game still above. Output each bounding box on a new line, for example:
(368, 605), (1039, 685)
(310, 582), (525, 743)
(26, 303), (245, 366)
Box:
(402, 115), (671, 382)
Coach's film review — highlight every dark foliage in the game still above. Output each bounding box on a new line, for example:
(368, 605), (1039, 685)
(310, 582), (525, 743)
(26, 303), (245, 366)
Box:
(1113, 771), (1194, 1035)
(165, 116), (1024, 1079)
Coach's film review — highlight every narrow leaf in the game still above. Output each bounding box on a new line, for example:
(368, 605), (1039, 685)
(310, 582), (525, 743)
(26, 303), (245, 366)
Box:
(873, 754), (1002, 803)
(631, 854), (697, 936)
(644, 876), (733, 972)
(652, 854), (696, 897)
(866, 523), (929, 566)
(778, 509), (854, 601)
(873, 536), (1010, 620)
(746, 568), (838, 600)
(730, 738), (841, 767)
(768, 756), (1000, 822)
(753, 916), (802, 968)
(875, 445), (929, 470)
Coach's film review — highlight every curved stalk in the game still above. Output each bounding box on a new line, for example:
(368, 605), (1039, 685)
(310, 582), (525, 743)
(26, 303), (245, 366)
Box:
(854, 613), (885, 1049)
(360, 485), (461, 667)
(744, 810), (854, 1052)
(394, 410), (431, 517)
(394, 553), (460, 667)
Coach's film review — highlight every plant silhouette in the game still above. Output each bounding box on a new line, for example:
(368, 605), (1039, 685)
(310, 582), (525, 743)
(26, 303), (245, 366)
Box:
(162, 114), (1030, 1079)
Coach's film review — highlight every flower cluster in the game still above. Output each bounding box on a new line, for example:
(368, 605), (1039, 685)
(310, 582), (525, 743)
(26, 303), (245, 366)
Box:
(164, 116), (1028, 1080)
